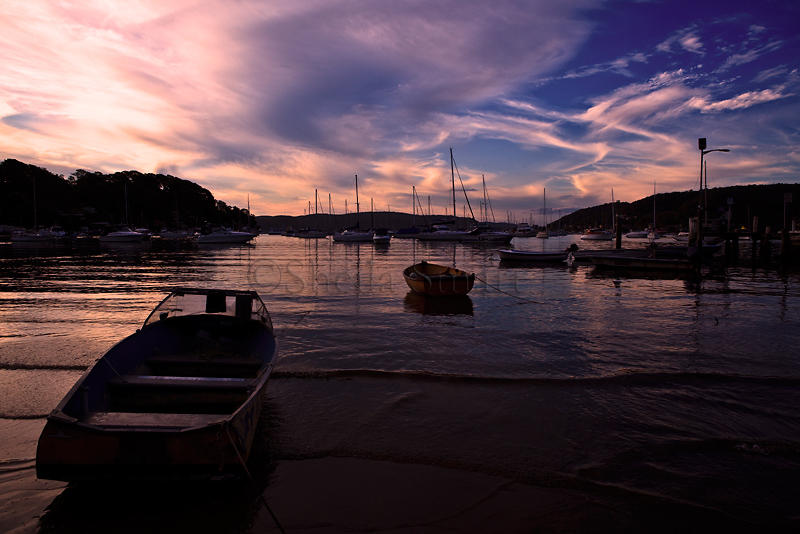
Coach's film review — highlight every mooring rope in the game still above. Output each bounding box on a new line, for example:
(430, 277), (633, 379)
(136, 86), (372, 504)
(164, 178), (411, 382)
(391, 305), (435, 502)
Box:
(474, 275), (543, 304)
(225, 425), (286, 534)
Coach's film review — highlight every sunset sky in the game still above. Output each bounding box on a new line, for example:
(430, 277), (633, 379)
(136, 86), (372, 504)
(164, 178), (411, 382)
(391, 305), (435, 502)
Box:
(1, 0), (798, 219)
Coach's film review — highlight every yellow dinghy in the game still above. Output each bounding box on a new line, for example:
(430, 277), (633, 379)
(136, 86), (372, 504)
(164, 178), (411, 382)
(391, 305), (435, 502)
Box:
(403, 261), (475, 296)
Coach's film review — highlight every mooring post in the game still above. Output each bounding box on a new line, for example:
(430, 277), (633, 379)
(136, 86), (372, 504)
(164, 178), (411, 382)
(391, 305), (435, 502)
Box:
(760, 225), (772, 262)
(781, 193), (792, 262)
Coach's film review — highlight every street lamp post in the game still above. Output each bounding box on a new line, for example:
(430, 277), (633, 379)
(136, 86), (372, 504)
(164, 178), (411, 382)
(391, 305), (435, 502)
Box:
(697, 138), (731, 245)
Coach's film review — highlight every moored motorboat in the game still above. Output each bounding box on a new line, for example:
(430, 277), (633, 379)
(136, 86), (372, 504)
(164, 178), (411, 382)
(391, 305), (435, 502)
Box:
(36, 287), (277, 481)
(99, 227), (146, 243)
(624, 231), (649, 239)
(372, 228), (391, 244)
(403, 261), (475, 296)
(580, 228), (613, 241)
(498, 249), (567, 262)
(197, 228), (255, 244)
(332, 229), (374, 242)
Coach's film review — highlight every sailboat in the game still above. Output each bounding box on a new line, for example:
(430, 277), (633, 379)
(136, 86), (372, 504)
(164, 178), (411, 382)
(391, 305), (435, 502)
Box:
(647, 181), (659, 240)
(580, 189), (614, 241)
(536, 188), (549, 238)
(11, 173), (66, 246)
(415, 150), (471, 241)
(99, 182), (145, 244)
(463, 174), (513, 243)
(333, 174), (373, 242)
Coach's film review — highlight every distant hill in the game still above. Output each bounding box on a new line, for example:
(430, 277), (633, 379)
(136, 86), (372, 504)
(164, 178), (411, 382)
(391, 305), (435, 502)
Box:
(255, 212), (509, 233)
(258, 184), (800, 234)
(0, 159), (255, 231)
(552, 184), (800, 233)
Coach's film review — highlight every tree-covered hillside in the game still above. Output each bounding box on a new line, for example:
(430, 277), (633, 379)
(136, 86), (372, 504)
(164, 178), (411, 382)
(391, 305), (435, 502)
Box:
(0, 159), (255, 231)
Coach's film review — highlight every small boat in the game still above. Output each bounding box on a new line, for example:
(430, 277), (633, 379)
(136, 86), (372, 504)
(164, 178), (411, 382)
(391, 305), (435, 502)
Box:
(197, 228), (255, 244)
(36, 288), (277, 481)
(11, 228), (65, 246)
(372, 229), (391, 244)
(415, 224), (471, 241)
(580, 228), (613, 241)
(462, 225), (514, 243)
(99, 227), (146, 243)
(293, 228), (327, 238)
(332, 229), (374, 242)
(513, 223), (537, 237)
(586, 254), (696, 271)
(624, 231), (649, 239)
(498, 249), (567, 262)
(403, 261), (475, 296)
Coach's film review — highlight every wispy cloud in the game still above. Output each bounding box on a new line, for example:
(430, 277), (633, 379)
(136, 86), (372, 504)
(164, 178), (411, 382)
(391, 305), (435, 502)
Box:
(717, 40), (784, 72)
(753, 65), (789, 83)
(690, 85), (792, 113)
(657, 27), (704, 55)
(562, 52), (649, 79)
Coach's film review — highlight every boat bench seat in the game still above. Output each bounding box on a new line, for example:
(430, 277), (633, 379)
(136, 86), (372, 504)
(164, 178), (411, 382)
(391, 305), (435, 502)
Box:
(146, 355), (262, 369)
(144, 356), (263, 378)
(112, 375), (254, 390)
(82, 411), (224, 429)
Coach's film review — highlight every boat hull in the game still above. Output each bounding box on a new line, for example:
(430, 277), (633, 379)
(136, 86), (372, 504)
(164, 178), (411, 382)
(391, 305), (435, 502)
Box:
(36, 385), (264, 480)
(498, 249), (567, 262)
(197, 233), (254, 244)
(36, 289), (276, 481)
(332, 231), (374, 242)
(403, 262), (475, 296)
(587, 255), (696, 271)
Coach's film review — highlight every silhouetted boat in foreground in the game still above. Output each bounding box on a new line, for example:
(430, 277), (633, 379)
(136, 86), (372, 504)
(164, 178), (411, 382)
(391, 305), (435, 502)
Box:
(36, 288), (277, 481)
(403, 261), (475, 296)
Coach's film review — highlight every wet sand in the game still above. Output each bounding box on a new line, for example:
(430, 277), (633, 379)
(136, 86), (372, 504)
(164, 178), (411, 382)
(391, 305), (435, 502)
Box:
(2, 454), (753, 534)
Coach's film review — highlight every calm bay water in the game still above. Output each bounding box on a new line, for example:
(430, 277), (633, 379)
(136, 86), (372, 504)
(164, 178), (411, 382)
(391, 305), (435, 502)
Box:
(1, 235), (799, 532)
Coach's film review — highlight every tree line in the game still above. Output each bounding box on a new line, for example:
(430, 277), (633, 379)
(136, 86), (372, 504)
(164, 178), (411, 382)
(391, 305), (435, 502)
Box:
(0, 159), (255, 231)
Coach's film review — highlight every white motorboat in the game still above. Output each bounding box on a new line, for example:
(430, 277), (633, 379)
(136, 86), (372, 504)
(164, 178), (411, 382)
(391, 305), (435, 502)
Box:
(624, 231), (649, 239)
(197, 229), (255, 244)
(416, 226), (471, 241)
(99, 228), (146, 243)
(498, 249), (567, 262)
(332, 229), (374, 242)
(11, 229), (63, 245)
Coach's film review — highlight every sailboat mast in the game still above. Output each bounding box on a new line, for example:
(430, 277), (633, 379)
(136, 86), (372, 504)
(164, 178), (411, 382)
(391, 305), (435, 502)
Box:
(450, 148), (456, 224)
(124, 182), (129, 226)
(611, 188), (615, 232)
(412, 186), (416, 226)
(482, 175), (488, 223)
(355, 174), (360, 228)
(315, 189), (318, 215)
(370, 197), (374, 229)
(32, 174), (37, 229)
(653, 181), (657, 233)
(543, 188), (547, 230)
